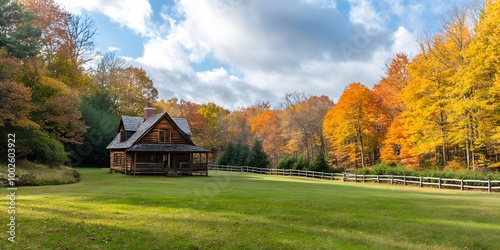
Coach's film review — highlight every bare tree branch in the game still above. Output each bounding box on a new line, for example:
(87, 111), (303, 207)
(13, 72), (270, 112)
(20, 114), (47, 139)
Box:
(67, 13), (97, 65)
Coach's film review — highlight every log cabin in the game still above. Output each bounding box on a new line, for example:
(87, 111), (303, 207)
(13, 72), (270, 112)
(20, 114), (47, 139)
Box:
(106, 106), (210, 176)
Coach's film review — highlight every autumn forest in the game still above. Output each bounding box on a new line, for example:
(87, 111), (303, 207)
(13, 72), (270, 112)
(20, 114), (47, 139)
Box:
(1, 0), (499, 172)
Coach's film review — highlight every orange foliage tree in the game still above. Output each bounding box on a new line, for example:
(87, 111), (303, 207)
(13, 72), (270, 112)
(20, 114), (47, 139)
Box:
(373, 53), (411, 164)
(323, 83), (379, 168)
(250, 110), (283, 166)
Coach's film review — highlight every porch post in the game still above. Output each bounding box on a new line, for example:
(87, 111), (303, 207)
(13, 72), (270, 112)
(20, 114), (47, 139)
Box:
(205, 152), (209, 175)
(124, 152), (127, 175)
(134, 152), (137, 176)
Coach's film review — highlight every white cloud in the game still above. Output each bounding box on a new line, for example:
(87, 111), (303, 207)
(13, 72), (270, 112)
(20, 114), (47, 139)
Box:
(107, 46), (121, 52)
(136, 37), (193, 73)
(55, 0), (442, 109)
(54, 0), (153, 36)
(301, 0), (336, 9)
(130, 0), (412, 108)
(347, 0), (385, 33)
(392, 26), (419, 57)
(384, 0), (404, 16)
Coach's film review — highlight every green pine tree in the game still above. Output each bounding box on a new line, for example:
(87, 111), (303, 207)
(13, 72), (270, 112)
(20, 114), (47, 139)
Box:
(0, 0), (41, 58)
(235, 142), (250, 166)
(71, 90), (120, 167)
(246, 141), (270, 168)
(277, 155), (297, 169)
(218, 143), (235, 165)
(292, 154), (309, 170)
(309, 153), (330, 172)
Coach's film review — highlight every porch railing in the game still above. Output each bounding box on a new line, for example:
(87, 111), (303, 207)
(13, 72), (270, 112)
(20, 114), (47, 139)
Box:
(135, 163), (164, 170)
(180, 162), (208, 171)
(132, 162), (208, 174)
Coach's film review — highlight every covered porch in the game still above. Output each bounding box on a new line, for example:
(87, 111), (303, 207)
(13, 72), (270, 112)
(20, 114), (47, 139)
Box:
(125, 144), (211, 176)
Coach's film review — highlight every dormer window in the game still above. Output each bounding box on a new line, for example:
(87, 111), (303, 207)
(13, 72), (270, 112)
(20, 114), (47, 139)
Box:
(159, 129), (171, 143)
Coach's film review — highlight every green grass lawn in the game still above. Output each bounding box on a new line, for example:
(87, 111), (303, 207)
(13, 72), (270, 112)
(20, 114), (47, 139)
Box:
(6, 168), (500, 249)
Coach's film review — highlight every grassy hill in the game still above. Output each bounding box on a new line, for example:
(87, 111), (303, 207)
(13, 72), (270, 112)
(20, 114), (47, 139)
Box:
(0, 161), (80, 187)
(11, 168), (500, 249)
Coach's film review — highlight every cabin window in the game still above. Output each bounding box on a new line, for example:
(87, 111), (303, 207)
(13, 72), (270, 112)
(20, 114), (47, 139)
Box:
(159, 129), (171, 143)
(120, 131), (125, 142)
(113, 153), (122, 165)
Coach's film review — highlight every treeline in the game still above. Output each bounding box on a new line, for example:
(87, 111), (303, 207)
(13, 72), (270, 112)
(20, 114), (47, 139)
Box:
(0, 0), (157, 167)
(2, 0), (498, 172)
(0, 0), (334, 169)
(324, 2), (500, 171)
(165, 2), (500, 172)
(217, 141), (270, 169)
(153, 93), (335, 168)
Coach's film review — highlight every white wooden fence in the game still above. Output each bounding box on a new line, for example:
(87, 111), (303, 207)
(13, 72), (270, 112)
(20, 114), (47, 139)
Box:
(208, 164), (500, 193)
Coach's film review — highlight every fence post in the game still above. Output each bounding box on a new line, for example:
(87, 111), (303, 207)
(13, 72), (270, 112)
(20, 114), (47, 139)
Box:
(377, 175), (380, 183)
(343, 173), (346, 182)
(488, 180), (491, 193)
(460, 179), (464, 191)
(354, 175), (357, 182)
(420, 176), (423, 187)
(438, 178), (441, 189)
(390, 175), (393, 185)
(403, 176), (406, 186)
(363, 175), (366, 183)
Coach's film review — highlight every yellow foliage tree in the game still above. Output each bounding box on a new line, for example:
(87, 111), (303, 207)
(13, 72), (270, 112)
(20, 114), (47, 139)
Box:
(402, 7), (473, 168)
(457, 0), (500, 169)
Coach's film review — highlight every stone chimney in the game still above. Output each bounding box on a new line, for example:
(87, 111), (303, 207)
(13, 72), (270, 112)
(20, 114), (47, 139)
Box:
(144, 105), (156, 120)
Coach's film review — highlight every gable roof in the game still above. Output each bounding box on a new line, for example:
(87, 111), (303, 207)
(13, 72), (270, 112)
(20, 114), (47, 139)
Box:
(120, 115), (192, 135)
(127, 144), (210, 153)
(172, 118), (191, 136)
(106, 112), (195, 150)
(121, 115), (143, 131)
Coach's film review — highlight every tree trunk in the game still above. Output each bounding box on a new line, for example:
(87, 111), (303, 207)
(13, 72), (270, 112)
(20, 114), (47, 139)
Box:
(358, 133), (365, 168)
(471, 151), (475, 172)
(465, 136), (471, 170)
(442, 144), (447, 167)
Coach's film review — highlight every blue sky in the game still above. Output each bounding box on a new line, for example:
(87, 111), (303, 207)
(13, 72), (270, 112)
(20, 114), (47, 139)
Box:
(55, 0), (462, 109)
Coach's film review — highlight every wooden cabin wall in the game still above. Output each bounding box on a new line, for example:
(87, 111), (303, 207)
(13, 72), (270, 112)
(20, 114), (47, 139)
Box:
(126, 153), (132, 172)
(139, 118), (189, 144)
(110, 150), (126, 172)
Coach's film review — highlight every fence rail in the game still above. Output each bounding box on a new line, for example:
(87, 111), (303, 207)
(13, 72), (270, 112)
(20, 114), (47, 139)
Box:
(208, 164), (500, 193)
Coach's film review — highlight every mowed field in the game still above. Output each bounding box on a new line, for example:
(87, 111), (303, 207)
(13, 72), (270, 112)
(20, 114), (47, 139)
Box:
(8, 168), (500, 249)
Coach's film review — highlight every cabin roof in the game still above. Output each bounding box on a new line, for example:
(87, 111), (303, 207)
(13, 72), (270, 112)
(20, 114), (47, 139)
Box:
(172, 118), (191, 136)
(126, 144), (210, 153)
(121, 115), (191, 136)
(122, 115), (143, 131)
(106, 112), (196, 150)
